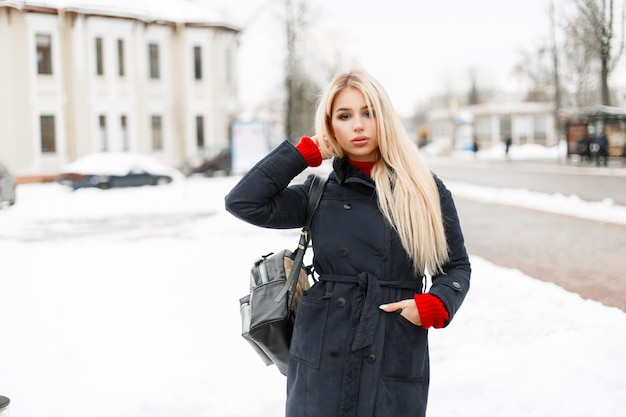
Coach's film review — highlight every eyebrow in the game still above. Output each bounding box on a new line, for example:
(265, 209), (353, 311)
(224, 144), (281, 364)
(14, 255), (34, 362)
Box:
(334, 105), (370, 114)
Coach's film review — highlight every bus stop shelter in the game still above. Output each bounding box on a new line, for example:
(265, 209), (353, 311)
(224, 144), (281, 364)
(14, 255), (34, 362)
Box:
(560, 105), (626, 158)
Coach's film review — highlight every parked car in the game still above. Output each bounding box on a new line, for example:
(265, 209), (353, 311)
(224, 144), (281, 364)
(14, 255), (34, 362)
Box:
(191, 149), (231, 176)
(58, 152), (180, 190)
(0, 161), (16, 207)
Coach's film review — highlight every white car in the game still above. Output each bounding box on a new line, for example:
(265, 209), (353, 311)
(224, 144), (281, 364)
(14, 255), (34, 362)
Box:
(58, 152), (182, 190)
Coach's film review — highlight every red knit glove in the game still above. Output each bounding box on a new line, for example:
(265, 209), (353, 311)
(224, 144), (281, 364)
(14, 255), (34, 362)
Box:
(295, 136), (323, 167)
(414, 294), (450, 329)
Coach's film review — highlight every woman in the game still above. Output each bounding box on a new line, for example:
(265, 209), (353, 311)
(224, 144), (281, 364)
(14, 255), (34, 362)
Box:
(225, 70), (471, 417)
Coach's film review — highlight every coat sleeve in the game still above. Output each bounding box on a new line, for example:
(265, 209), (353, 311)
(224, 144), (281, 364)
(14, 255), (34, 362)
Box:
(427, 175), (471, 326)
(224, 140), (312, 229)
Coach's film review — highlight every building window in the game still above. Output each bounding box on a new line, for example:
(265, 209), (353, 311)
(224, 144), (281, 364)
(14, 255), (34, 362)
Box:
(517, 115), (530, 142)
(98, 115), (108, 151)
(194, 46), (202, 80)
(151, 115), (163, 150)
(117, 39), (125, 77)
(95, 37), (104, 76)
(534, 115), (547, 140)
(225, 47), (233, 85)
(36, 34), (53, 75)
(120, 115), (129, 151)
(148, 43), (160, 79)
(500, 116), (512, 139)
(196, 115), (205, 148)
(40, 115), (56, 153)
(475, 116), (491, 141)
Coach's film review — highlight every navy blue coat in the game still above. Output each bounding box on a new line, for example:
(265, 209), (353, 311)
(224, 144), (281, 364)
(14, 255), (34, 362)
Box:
(225, 141), (471, 417)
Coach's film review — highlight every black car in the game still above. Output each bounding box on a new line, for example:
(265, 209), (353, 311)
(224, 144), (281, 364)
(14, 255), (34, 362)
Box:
(0, 161), (16, 207)
(58, 152), (179, 190)
(192, 149), (231, 176)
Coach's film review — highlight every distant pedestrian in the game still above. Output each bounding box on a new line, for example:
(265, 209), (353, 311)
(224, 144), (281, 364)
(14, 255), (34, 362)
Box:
(504, 136), (512, 159)
(591, 131), (609, 167)
(472, 137), (479, 158)
(577, 132), (591, 164)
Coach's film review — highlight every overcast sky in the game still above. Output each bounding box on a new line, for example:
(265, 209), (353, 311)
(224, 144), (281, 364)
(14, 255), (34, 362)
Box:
(215, 0), (626, 118)
(213, 0), (573, 117)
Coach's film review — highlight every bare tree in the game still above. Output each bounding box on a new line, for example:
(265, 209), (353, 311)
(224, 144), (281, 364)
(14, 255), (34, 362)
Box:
(467, 69), (481, 105)
(512, 45), (555, 102)
(562, 16), (600, 106)
(550, 0), (563, 135)
(284, 0), (319, 141)
(567, 0), (625, 105)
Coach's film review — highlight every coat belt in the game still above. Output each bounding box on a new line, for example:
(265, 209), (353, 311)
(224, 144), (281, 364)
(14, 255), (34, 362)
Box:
(320, 273), (421, 352)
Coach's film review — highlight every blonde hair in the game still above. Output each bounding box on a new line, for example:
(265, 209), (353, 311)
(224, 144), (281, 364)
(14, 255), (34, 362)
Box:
(314, 70), (449, 275)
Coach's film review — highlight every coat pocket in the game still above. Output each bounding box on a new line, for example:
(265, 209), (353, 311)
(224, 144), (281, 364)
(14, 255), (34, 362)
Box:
(290, 295), (329, 369)
(382, 312), (429, 381)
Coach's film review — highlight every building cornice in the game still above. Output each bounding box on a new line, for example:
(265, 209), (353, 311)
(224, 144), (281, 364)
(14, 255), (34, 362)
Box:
(0, 0), (241, 32)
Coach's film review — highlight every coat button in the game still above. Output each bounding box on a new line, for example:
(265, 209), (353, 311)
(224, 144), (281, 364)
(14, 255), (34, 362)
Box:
(330, 349), (340, 357)
(343, 203), (352, 209)
(338, 248), (348, 257)
(336, 297), (346, 307)
(452, 282), (461, 290)
(367, 354), (376, 364)
(376, 251), (387, 260)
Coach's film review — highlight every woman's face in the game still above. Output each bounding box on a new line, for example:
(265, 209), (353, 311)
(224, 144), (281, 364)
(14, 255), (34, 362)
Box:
(330, 87), (379, 162)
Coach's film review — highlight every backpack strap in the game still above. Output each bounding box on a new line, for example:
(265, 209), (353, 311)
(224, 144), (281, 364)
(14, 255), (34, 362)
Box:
(305, 174), (327, 229)
(274, 174), (327, 304)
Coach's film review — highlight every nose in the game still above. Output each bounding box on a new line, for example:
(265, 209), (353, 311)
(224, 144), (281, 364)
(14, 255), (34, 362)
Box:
(353, 115), (364, 131)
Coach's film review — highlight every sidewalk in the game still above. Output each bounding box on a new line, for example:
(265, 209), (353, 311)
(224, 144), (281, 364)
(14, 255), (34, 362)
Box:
(454, 197), (626, 312)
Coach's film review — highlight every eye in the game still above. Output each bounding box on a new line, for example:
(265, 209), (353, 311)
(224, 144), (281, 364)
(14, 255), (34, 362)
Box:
(338, 113), (351, 120)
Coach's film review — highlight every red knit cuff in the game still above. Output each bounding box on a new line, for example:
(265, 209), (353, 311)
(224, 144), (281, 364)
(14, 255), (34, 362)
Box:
(295, 136), (323, 167)
(414, 294), (450, 329)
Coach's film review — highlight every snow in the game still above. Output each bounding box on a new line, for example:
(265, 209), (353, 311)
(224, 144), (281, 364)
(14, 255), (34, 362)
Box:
(1, 144), (625, 417)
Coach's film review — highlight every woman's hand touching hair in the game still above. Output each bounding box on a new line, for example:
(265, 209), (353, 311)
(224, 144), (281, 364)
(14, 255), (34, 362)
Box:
(311, 135), (337, 160)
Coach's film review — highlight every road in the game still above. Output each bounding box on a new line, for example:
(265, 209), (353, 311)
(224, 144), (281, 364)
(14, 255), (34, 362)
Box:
(428, 156), (626, 205)
(426, 157), (626, 312)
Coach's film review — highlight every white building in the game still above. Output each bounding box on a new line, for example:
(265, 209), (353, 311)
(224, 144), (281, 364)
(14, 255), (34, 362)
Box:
(0, 0), (241, 182)
(427, 101), (557, 153)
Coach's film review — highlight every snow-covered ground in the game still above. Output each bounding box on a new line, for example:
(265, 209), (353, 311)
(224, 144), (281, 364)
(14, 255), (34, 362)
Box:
(1, 144), (625, 417)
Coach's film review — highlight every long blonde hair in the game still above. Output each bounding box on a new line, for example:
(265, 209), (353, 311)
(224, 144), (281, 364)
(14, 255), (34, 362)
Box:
(315, 70), (449, 275)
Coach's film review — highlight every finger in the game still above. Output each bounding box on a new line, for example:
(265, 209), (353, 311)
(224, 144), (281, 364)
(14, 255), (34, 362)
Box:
(379, 302), (401, 312)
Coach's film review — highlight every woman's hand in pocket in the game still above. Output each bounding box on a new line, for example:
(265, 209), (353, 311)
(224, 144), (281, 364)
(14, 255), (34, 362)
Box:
(379, 299), (422, 326)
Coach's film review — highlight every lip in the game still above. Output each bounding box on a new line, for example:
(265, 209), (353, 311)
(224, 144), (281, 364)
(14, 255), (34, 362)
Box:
(351, 136), (369, 145)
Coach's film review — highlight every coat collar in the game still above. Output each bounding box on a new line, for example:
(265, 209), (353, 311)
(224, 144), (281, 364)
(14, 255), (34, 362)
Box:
(332, 157), (376, 188)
